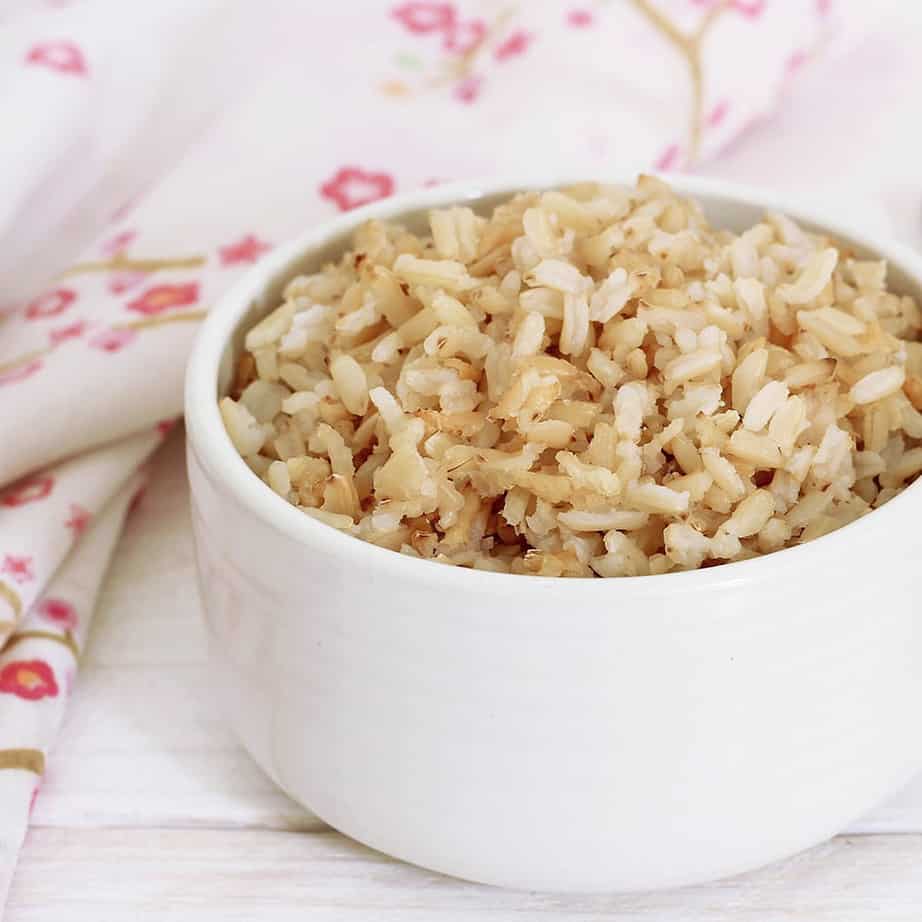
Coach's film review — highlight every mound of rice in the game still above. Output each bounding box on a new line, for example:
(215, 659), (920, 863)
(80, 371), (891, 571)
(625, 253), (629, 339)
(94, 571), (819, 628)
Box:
(220, 176), (922, 577)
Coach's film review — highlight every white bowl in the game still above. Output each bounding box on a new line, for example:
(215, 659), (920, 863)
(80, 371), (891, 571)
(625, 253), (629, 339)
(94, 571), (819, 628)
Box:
(184, 176), (922, 892)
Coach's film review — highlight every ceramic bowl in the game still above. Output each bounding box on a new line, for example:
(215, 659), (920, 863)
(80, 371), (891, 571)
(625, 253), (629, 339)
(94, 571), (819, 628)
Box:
(184, 176), (922, 892)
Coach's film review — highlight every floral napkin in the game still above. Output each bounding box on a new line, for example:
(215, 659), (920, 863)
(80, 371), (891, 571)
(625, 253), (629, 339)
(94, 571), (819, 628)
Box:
(0, 0), (882, 904)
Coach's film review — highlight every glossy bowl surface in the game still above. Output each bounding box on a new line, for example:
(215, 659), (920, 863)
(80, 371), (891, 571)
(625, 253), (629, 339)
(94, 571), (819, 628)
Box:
(185, 175), (922, 891)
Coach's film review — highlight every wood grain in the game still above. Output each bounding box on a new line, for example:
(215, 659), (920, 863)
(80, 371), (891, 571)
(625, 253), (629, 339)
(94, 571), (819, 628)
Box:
(8, 828), (922, 921)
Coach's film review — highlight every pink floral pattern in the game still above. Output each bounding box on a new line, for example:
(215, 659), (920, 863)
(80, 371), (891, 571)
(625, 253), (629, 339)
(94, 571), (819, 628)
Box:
(26, 288), (76, 320)
(49, 320), (87, 345)
(495, 30), (533, 61)
(126, 283), (199, 316)
(0, 661), (58, 701)
(108, 271), (146, 295)
(392, 2), (455, 34)
(100, 230), (136, 257)
(1, 476), (54, 508)
(64, 504), (91, 538)
(36, 598), (78, 630)
(219, 234), (271, 266)
(25, 41), (87, 76)
(1, 555), (35, 584)
(655, 142), (681, 171)
(88, 328), (136, 352)
(453, 76), (482, 104)
(443, 19), (486, 55)
(320, 167), (395, 211)
(567, 9), (593, 28)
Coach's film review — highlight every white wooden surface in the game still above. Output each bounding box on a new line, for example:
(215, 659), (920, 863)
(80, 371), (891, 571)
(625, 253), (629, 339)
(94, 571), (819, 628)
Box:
(7, 428), (922, 920)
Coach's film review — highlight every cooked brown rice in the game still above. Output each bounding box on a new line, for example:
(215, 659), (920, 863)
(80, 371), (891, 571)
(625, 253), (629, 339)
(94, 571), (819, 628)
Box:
(220, 176), (922, 577)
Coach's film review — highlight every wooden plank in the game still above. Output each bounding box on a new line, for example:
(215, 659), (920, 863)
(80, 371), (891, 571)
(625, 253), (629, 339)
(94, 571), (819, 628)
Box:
(8, 829), (922, 921)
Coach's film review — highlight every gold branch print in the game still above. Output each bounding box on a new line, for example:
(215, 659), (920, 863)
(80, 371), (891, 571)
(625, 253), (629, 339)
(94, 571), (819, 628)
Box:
(0, 581), (23, 621)
(630, 0), (730, 162)
(5, 630), (80, 660)
(61, 254), (206, 278)
(0, 349), (49, 377)
(113, 309), (208, 332)
(0, 748), (45, 774)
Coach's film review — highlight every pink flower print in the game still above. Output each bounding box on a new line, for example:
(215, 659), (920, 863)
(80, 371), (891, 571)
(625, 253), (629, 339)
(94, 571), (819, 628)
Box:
(88, 327), (136, 352)
(391, 2), (456, 34)
(707, 99), (730, 128)
(219, 234), (271, 266)
(817, 0), (832, 14)
(126, 282), (199, 316)
(37, 598), (78, 630)
(454, 75), (482, 104)
(100, 229), (136, 257)
(495, 30), (532, 61)
(655, 143), (681, 171)
(25, 41), (87, 76)
(108, 271), (146, 295)
(732, 0), (765, 17)
(1, 555), (34, 584)
(0, 661), (58, 701)
(1, 475), (54, 508)
(786, 50), (808, 75)
(26, 288), (76, 320)
(567, 9), (593, 27)
(0, 359), (42, 386)
(156, 419), (177, 439)
(65, 504), (91, 537)
(320, 167), (395, 211)
(49, 319), (87, 346)
(443, 19), (486, 55)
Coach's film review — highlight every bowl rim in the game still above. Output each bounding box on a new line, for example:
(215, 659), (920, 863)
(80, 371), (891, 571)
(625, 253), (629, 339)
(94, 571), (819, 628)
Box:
(185, 172), (922, 593)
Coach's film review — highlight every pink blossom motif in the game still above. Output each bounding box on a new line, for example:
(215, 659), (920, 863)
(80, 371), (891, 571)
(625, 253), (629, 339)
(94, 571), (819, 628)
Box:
(786, 50), (808, 75)
(567, 9), (593, 27)
(444, 19), (486, 54)
(0, 360), (42, 387)
(0, 660), (58, 701)
(423, 178), (446, 187)
(156, 419), (177, 438)
(454, 75), (482, 104)
(108, 271), (146, 295)
(320, 167), (395, 211)
(25, 41), (87, 76)
(36, 598), (78, 630)
(219, 234), (271, 266)
(1, 475), (54, 508)
(391, 2), (456, 34)
(706, 99), (730, 128)
(494, 30), (532, 61)
(126, 282), (199, 316)
(654, 143), (681, 172)
(100, 229), (136, 257)
(88, 327), (136, 352)
(1, 555), (35, 584)
(817, 0), (832, 14)
(26, 288), (76, 320)
(65, 504), (91, 538)
(49, 319), (87, 345)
